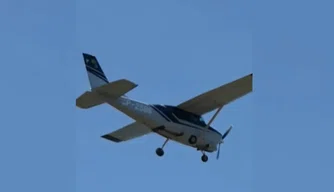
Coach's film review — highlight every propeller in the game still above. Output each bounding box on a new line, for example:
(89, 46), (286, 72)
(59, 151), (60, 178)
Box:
(216, 126), (233, 160)
(216, 142), (222, 160)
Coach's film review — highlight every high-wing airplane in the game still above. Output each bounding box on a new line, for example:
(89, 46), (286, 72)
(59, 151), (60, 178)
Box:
(76, 53), (253, 162)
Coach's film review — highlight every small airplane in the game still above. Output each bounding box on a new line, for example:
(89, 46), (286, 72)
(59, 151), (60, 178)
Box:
(76, 53), (253, 162)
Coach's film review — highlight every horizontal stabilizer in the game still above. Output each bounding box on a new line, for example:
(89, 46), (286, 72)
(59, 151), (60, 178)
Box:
(76, 79), (138, 109)
(94, 79), (137, 97)
(76, 91), (105, 109)
(101, 122), (152, 143)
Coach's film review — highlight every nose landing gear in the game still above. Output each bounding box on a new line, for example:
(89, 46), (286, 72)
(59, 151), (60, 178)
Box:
(201, 151), (209, 163)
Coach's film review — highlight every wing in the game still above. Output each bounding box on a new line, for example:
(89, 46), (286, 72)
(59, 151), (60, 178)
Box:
(177, 73), (253, 115)
(101, 121), (152, 143)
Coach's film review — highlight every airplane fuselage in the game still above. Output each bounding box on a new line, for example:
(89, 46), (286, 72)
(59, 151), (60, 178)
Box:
(104, 96), (222, 152)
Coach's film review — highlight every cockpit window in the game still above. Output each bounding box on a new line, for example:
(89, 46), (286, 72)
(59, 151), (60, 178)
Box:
(153, 105), (221, 135)
(199, 116), (206, 124)
(169, 106), (207, 127)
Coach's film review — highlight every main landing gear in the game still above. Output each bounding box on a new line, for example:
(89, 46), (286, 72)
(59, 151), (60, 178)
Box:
(155, 138), (209, 163)
(156, 138), (169, 157)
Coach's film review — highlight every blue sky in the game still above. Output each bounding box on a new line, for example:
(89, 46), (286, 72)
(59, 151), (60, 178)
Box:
(0, 0), (333, 192)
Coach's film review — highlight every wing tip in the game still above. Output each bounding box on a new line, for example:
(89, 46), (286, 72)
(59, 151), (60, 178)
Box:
(101, 134), (123, 143)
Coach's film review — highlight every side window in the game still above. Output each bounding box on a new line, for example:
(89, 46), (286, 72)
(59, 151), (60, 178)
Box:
(173, 108), (184, 119)
(174, 108), (203, 126)
(172, 108), (185, 120)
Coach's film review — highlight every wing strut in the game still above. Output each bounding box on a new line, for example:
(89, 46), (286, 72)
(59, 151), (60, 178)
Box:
(205, 105), (223, 128)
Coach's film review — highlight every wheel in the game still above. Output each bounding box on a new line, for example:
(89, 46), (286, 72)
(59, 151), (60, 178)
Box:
(201, 154), (208, 162)
(188, 135), (197, 144)
(156, 148), (164, 157)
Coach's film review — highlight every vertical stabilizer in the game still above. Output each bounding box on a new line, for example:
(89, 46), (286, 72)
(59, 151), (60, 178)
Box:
(83, 53), (109, 89)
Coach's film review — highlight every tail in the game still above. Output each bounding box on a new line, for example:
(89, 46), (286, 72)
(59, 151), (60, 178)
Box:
(76, 53), (138, 109)
(83, 53), (109, 89)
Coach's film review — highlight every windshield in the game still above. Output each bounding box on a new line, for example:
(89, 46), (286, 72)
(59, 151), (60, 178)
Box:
(199, 116), (206, 124)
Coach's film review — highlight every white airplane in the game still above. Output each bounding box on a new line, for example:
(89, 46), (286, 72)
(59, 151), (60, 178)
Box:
(76, 53), (253, 162)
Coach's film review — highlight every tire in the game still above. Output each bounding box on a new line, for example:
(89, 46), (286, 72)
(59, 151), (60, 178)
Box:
(156, 148), (164, 157)
(201, 154), (208, 162)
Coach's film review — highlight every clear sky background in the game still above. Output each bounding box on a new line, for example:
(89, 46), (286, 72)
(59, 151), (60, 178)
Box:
(0, 0), (333, 192)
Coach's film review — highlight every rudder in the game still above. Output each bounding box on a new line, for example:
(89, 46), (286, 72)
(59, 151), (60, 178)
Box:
(83, 53), (109, 89)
